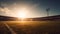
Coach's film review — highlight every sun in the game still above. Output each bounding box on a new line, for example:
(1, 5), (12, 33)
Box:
(16, 8), (28, 19)
(17, 11), (26, 18)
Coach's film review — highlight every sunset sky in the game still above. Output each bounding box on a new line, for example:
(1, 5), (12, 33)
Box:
(0, 0), (60, 18)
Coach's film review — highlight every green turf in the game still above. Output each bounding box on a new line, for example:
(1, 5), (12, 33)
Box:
(0, 21), (60, 34)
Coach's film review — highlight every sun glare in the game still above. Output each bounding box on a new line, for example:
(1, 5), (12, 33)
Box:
(17, 11), (26, 18)
(16, 8), (28, 19)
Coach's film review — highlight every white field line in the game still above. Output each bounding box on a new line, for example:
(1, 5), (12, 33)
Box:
(3, 23), (16, 34)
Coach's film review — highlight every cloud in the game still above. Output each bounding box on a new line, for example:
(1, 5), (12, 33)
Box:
(0, 7), (11, 15)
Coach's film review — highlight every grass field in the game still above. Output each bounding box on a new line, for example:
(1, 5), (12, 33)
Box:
(0, 21), (60, 34)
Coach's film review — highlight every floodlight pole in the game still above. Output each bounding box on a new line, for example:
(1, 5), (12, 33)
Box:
(46, 8), (50, 17)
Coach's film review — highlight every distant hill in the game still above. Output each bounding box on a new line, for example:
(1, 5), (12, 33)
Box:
(0, 15), (60, 21)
